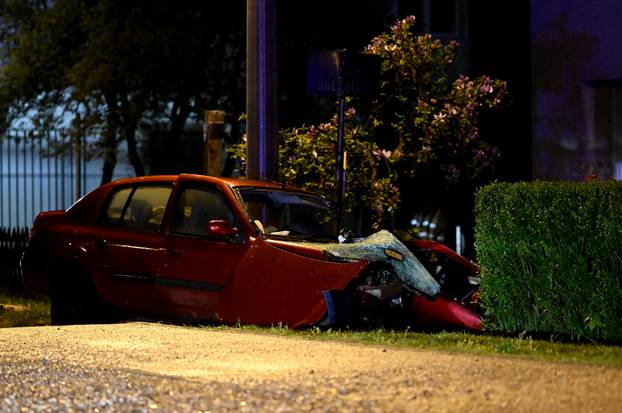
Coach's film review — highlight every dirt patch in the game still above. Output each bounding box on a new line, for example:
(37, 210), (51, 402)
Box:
(0, 322), (620, 412)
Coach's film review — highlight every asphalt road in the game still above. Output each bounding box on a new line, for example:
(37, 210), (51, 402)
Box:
(1, 322), (621, 412)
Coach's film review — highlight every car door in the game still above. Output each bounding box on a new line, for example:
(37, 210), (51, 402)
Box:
(90, 183), (172, 315)
(158, 182), (249, 320)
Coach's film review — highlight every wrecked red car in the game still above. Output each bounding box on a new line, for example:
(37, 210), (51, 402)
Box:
(21, 174), (481, 330)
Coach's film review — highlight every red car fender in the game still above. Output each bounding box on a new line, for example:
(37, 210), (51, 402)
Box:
(21, 210), (86, 296)
(407, 239), (478, 274)
(410, 295), (482, 331)
(406, 239), (482, 331)
(220, 236), (369, 328)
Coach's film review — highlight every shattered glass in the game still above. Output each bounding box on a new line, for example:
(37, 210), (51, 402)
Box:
(306, 230), (441, 297)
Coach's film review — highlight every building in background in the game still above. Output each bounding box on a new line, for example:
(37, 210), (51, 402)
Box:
(399, 0), (622, 183)
(531, 0), (622, 181)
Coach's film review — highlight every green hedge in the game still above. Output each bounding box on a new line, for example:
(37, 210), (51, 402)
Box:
(474, 181), (622, 341)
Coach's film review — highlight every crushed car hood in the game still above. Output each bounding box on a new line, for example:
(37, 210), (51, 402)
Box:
(302, 230), (441, 298)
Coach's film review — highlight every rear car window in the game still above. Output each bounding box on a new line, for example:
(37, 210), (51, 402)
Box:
(102, 185), (172, 231)
(103, 188), (132, 225)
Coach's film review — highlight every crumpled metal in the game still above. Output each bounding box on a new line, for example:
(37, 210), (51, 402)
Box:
(306, 230), (441, 297)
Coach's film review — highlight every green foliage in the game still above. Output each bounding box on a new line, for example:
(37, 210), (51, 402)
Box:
(230, 107), (400, 223)
(0, 0), (246, 181)
(475, 181), (622, 341)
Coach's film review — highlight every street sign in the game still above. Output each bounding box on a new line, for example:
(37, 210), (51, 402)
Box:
(307, 49), (380, 97)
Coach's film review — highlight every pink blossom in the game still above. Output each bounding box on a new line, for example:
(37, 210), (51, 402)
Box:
(465, 102), (479, 112)
(433, 112), (446, 121)
(479, 84), (493, 93)
(473, 149), (486, 159)
(373, 149), (393, 159)
(319, 122), (331, 131)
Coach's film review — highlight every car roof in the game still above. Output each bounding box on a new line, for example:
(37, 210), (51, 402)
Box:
(109, 173), (316, 195)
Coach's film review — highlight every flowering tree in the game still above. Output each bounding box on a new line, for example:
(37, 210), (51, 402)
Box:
(364, 15), (507, 186)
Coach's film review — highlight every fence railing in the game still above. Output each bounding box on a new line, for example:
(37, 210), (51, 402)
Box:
(0, 129), (91, 229)
(0, 227), (29, 291)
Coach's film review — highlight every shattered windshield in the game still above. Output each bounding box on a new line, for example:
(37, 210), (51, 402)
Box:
(236, 187), (338, 242)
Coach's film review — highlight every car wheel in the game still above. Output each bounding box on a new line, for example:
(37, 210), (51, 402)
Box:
(355, 264), (414, 328)
(50, 264), (116, 325)
(320, 264), (408, 330)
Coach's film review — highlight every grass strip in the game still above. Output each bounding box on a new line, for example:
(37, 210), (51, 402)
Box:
(2, 288), (621, 368)
(0, 288), (50, 328)
(206, 323), (622, 368)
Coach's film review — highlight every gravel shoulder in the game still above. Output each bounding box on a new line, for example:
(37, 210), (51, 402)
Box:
(1, 322), (621, 412)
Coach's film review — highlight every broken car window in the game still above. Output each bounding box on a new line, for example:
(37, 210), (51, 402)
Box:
(236, 188), (337, 241)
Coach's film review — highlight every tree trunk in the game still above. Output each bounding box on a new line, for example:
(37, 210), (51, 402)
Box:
(120, 93), (145, 177)
(165, 95), (190, 173)
(101, 93), (119, 185)
(125, 123), (144, 177)
(100, 125), (117, 185)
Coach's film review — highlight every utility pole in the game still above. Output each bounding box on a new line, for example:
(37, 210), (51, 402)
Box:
(246, 0), (279, 181)
(335, 52), (347, 226)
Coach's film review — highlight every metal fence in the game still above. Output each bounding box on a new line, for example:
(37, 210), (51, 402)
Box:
(0, 227), (29, 291)
(1, 130), (86, 229)
(0, 129), (117, 229)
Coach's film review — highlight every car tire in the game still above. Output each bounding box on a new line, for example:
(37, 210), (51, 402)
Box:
(50, 264), (117, 325)
(354, 264), (414, 329)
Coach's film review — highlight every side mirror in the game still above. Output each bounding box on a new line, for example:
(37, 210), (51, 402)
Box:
(206, 220), (239, 238)
(253, 219), (265, 234)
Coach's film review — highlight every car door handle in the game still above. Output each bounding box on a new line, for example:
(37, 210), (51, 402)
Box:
(166, 248), (179, 256)
(94, 239), (108, 249)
